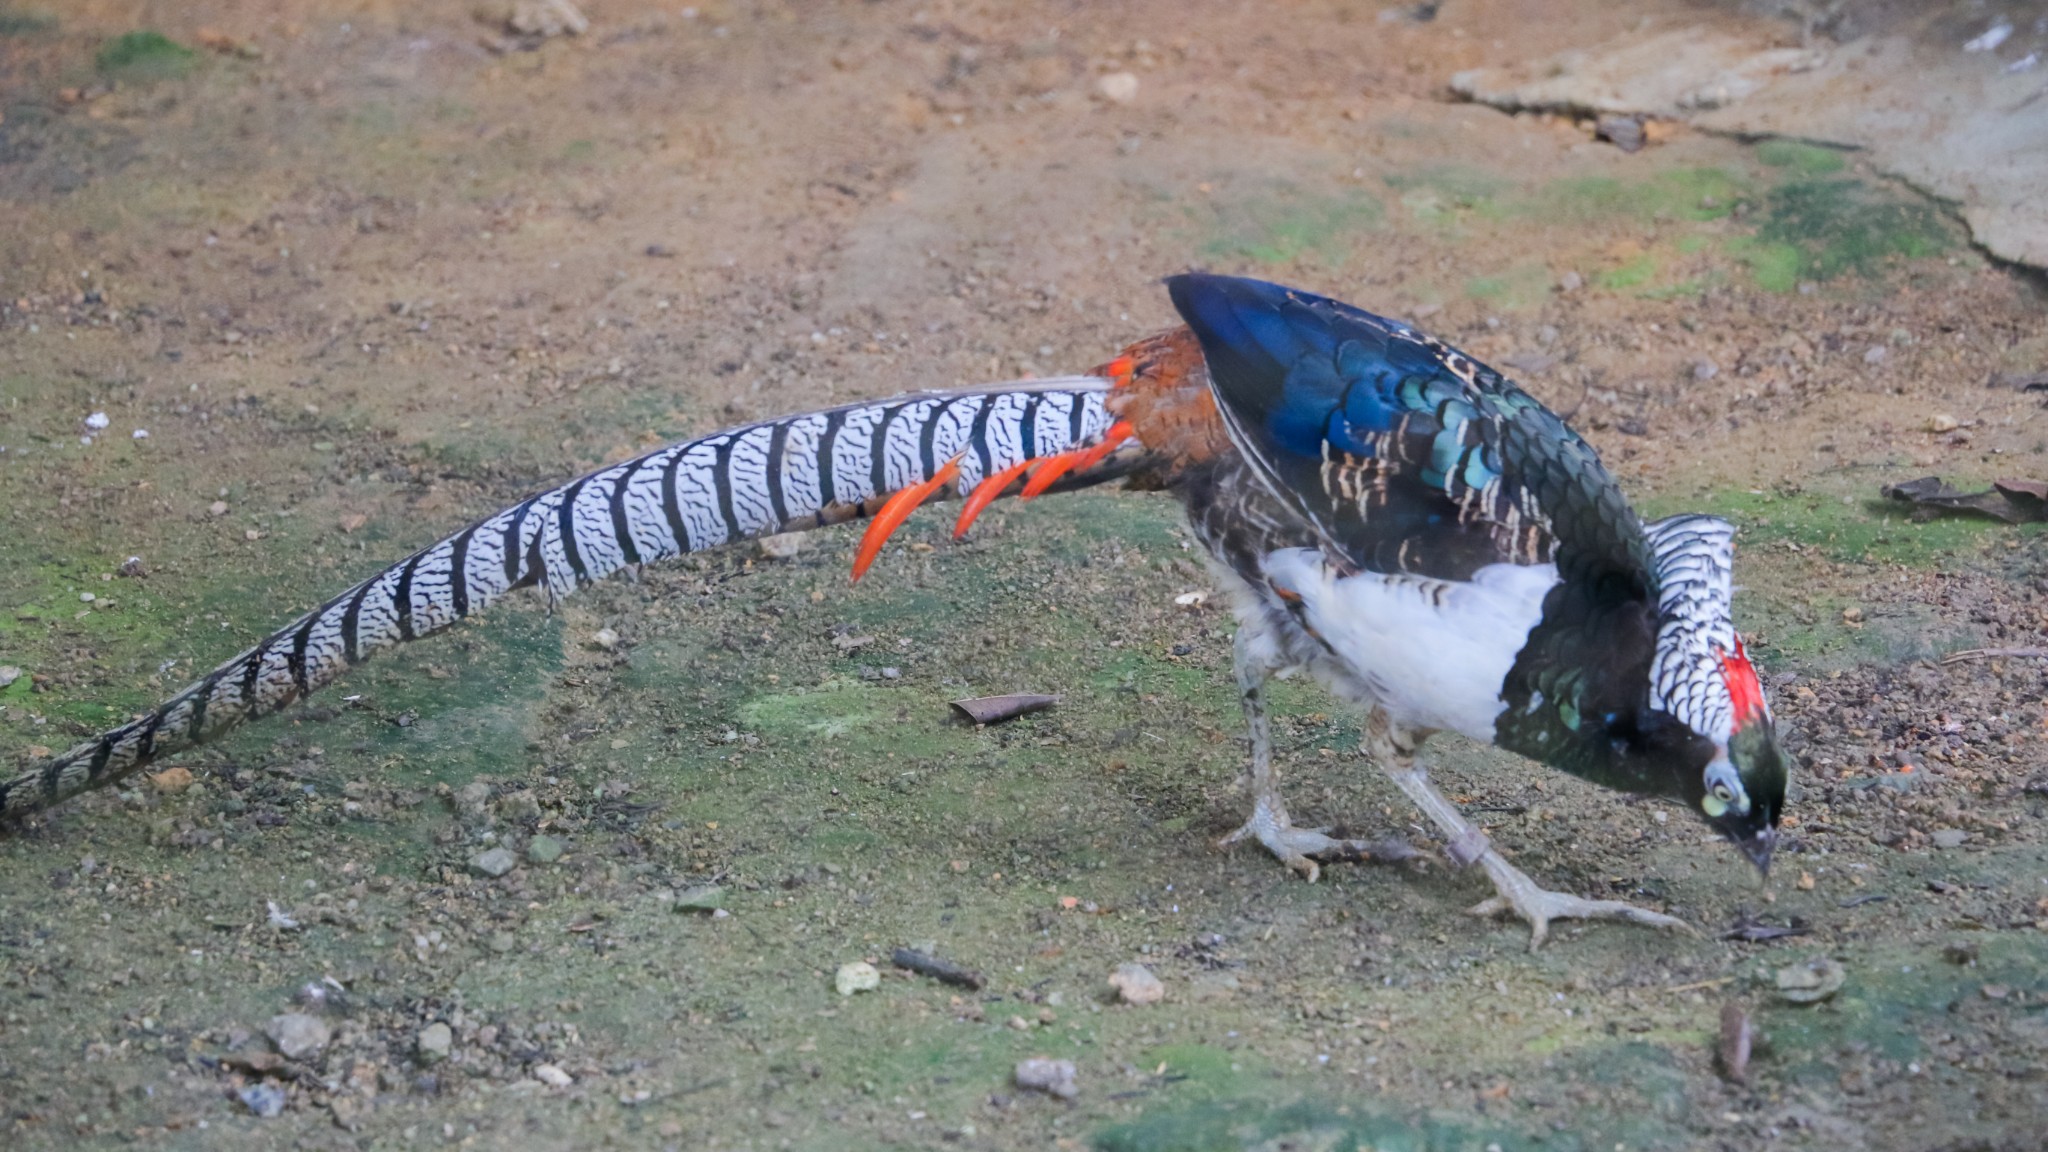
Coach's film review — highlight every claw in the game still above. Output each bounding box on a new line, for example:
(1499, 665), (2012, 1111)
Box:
(952, 458), (1036, 540)
(850, 455), (961, 582)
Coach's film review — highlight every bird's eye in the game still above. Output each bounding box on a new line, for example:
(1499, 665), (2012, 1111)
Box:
(1712, 782), (1734, 802)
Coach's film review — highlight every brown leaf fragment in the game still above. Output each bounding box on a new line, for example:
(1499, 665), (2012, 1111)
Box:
(948, 693), (1059, 725)
(1879, 476), (2048, 524)
(1718, 1002), (1753, 1083)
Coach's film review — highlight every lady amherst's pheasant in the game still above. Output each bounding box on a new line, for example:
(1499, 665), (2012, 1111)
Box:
(2, 273), (1786, 948)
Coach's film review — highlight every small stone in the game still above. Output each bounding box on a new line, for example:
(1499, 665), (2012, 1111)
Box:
(238, 1082), (287, 1118)
(1774, 956), (1846, 1005)
(497, 789), (541, 821)
(526, 835), (565, 864)
(488, 931), (517, 953)
(0, 666), (20, 688)
(836, 961), (881, 996)
(1928, 413), (1959, 433)
(1096, 71), (1139, 104)
(533, 1063), (574, 1087)
(674, 884), (724, 912)
(1931, 828), (1967, 849)
(1015, 1057), (1078, 1100)
(416, 1022), (454, 1063)
(1691, 358), (1719, 382)
(148, 766), (195, 794)
(1841, 606), (1863, 624)
(1864, 345), (1888, 365)
(756, 532), (807, 559)
(590, 627), (619, 651)
(265, 1013), (331, 1060)
(1557, 270), (1583, 293)
(84, 412), (110, 430)
(1109, 962), (1164, 1005)
(209, 500), (230, 516)
(79, 591), (95, 603)
(469, 847), (518, 878)
(1594, 113), (1645, 152)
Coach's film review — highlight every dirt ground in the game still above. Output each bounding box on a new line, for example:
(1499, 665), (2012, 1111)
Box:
(2, 1), (2045, 1149)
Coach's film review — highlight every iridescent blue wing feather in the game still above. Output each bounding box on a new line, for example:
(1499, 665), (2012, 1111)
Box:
(1166, 272), (1651, 590)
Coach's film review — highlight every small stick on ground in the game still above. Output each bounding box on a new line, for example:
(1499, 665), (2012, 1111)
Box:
(892, 947), (987, 990)
(1941, 647), (2048, 665)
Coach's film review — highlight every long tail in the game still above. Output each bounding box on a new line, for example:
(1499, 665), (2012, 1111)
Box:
(1, 377), (1137, 821)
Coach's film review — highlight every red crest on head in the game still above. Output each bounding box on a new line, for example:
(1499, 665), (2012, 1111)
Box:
(1719, 636), (1767, 730)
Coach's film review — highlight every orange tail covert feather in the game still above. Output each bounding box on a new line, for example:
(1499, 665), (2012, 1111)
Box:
(953, 458), (1036, 539)
(850, 456), (961, 582)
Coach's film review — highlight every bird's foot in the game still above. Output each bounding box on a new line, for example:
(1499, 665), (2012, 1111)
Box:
(1466, 852), (1692, 951)
(1219, 804), (1417, 883)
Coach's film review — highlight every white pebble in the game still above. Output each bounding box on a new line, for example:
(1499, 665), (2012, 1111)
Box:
(533, 1064), (574, 1087)
(84, 412), (110, 430)
(590, 627), (619, 650)
(835, 961), (881, 996)
(1096, 71), (1139, 104)
(132, 429), (149, 439)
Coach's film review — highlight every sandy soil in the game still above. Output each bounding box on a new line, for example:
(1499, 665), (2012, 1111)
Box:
(2, 2), (2045, 1150)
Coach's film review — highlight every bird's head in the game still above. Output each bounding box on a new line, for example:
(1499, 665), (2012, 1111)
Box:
(1630, 516), (1786, 876)
(1685, 639), (1786, 875)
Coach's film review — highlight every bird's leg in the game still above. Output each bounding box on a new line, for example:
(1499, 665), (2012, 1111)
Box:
(1218, 628), (1413, 882)
(1365, 712), (1691, 950)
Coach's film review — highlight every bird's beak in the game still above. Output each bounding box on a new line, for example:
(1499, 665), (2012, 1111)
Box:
(1738, 825), (1776, 878)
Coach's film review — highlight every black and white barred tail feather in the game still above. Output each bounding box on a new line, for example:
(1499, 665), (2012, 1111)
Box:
(1, 378), (1122, 821)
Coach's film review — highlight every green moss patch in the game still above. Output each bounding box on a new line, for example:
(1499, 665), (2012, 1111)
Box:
(95, 30), (195, 79)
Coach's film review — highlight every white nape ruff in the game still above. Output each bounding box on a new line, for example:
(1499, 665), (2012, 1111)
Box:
(1260, 549), (1560, 743)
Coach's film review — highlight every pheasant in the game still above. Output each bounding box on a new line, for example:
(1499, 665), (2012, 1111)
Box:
(1, 273), (1785, 947)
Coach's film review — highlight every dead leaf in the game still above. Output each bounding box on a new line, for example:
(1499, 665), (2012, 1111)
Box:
(948, 694), (1059, 725)
(148, 766), (196, 794)
(1879, 476), (2047, 524)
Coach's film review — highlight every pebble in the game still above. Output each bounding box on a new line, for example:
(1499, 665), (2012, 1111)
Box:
(238, 1082), (287, 1118)
(469, 847), (518, 877)
(835, 961), (881, 996)
(416, 1022), (454, 1063)
(265, 1013), (331, 1060)
(1109, 962), (1164, 1005)
(526, 835), (565, 864)
(1928, 414), (1959, 433)
(1774, 956), (1846, 1004)
(1557, 270), (1583, 293)
(209, 500), (230, 516)
(673, 884), (724, 912)
(533, 1063), (574, 1087)
(0, 666), (19, 688)
(756, 532), (807, 559)
(590, 627), (619, 650)
(84, 411), (110, 430)
(1931, 828), (1968, 849)
(1014, 1057), (1079, 1100)
(148, 766), (195, 793)
(1096, 71), (1139, 104)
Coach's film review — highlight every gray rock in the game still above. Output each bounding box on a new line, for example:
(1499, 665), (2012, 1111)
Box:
(238, 1082), (287, 1118)
(469, 847), (518, 878)
(264, 1012), (330, 1060)
(1015, 1056), (1078, 1099)
(526, 835), (565, 864)
(416, 1022), (454, 1064)
(1932, 828), (1968, 849)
